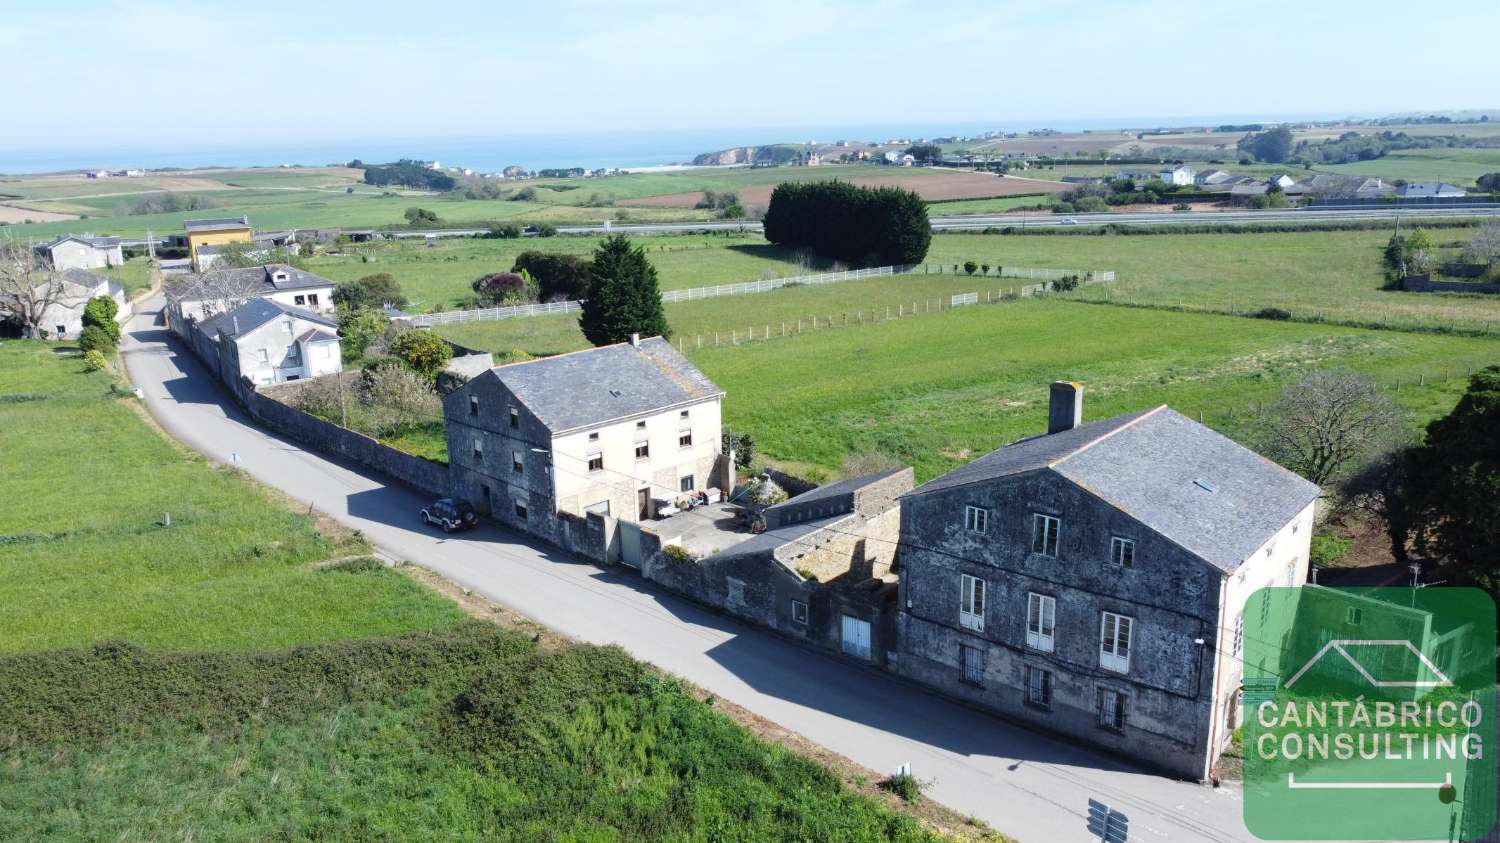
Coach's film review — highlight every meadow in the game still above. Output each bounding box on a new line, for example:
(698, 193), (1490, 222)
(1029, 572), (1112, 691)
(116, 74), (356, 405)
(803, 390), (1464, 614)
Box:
(685, 298), (1500, 483)
(1318, 147), (1500, 187)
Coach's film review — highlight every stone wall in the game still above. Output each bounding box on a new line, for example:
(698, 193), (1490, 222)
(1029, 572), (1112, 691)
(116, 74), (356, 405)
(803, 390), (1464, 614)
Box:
(1402, 274), (1500, 295)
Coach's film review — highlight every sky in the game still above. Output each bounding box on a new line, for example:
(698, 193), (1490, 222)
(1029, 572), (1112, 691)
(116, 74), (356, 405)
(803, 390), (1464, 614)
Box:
(3, 0), (1496, 151)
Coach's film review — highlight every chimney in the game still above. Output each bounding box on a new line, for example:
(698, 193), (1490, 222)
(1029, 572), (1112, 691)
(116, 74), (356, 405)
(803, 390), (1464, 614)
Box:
(1047, 381), (1083, 434)
(629, 332), (640, 347)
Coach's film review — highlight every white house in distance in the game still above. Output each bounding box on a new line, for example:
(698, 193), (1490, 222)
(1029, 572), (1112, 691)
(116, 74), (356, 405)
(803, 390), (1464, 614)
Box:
(198, 297), (341, 386)
(443, 335), (731, 530)
(36, 235), (125, 271)
(24, 268), (126, 340)
(1159, 164), (1197, 186)
(1396, 181), (1466, 199)
(166, 264), (336, 327)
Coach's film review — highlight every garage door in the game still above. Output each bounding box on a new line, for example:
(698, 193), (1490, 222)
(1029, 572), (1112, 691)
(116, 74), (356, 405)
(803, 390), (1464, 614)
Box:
(841, 615), (872, 660)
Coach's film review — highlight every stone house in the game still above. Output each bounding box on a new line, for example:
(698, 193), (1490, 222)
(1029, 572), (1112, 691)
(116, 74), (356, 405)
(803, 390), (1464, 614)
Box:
(893, 382), (1319, 780)
(196, 297), (341, 387)
(643, 467), (914, 664)
(442, 335), (732, 560)
(36, 234), (124, 271)
(166, 265), (336, 331)
(19, 268), (126, 340)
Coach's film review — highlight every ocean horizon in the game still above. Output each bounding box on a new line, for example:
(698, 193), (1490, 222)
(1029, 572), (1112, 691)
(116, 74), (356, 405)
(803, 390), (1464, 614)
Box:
(0, 113), (1366, 176)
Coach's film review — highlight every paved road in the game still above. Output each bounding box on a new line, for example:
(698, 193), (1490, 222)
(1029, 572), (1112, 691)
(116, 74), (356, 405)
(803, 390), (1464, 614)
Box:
(122, 299), (1258, 842)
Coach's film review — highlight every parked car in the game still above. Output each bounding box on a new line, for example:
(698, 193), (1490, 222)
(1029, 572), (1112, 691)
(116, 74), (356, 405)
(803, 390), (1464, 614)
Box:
(1059, 218), (1078, 225)
(420, 498), (478, 532)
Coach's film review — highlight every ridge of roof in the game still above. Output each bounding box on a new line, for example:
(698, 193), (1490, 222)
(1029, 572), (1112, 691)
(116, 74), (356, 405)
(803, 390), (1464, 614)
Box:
(1046, 404), (1167, 470)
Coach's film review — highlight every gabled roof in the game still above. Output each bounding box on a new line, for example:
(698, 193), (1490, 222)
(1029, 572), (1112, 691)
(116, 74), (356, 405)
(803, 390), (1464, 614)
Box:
(766, 467), (907, 517)
(296, 327), (339, 344)
(488, 337), (723, 434)
(170, 264), (334, 302)
(909, 407), (1319, 572)
(1396, 181), (1466, 197)
(184, 216), (251, 233)
(200, 297), (336, 340)
(43, 234), (122, 250)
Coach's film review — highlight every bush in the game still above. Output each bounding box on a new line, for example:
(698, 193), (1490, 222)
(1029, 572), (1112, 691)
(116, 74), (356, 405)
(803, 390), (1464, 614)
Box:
(722, 426), (756, 469)
(484, 223), (522, 239)
(389, 328), (452, 379)
(1310, 534), (1354, 567)
(963, 260), (978, 275)
(1253, 307), (1292, 320)
(534, 222), (558, 237)
(76, 324), (116, 354)
(512, 251), (590, 301)
(1051, 274), (1080, 292)
(403, 207), (441, 226)
(472, 271), (534, 306)
(82, 295), (118, 328)
(511, 186), (537, 201)
(81, 349), (108, 371)
(881, 772), (923, 803)
(660, 544), (696, 564)
(333, 273), (407, 311)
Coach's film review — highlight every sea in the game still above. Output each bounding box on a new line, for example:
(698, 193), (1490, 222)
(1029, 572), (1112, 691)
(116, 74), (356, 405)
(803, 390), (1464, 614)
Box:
(0, 114), (1351, 176)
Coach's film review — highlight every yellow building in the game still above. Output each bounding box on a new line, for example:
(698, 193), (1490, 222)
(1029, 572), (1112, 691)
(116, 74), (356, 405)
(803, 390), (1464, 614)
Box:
(184, 216), (252, 269)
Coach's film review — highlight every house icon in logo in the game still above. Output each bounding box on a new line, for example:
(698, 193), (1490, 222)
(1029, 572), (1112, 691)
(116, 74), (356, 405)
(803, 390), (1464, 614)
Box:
(1284, 639), (1454, 690)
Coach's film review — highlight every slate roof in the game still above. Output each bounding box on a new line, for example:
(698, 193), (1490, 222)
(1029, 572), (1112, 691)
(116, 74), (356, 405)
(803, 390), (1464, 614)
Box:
(490, 337), (723, 434)
(200, 297), (336, 340)
(295, 327), (339, 344)
(1396, 181), (1466, 197)
(173, 265), (334, 301)
(765, 468), (906, 518)
(910, 406), (1319, 572)
(184, 216), (251, 233)
(44, 234), (122, 249)
(54, 267), (114, 292)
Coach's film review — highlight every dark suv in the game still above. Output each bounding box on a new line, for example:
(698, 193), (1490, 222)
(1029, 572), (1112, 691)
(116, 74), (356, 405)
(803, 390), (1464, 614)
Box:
(420, 498), (478, 532)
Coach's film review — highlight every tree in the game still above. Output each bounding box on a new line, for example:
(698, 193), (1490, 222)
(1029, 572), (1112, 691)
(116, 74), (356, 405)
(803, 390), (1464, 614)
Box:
(82, 295), (120, 343)
(332, 273), (408, 311)
(1474, 173), (1500, 193)
(722, 426), (756, 469)
(1404, 228), (1436, 274)
(358, 364), (440, 436)
(471, 271), (534, 306)
(1241, 127), (1294, 163)
(762, 181), (929, 265)
(337, 306), (390, 362)
(1461, 220), (1500, 266)
(904, 144), (942, 164)
(403, 207), (440, 226)
(1255, 371), (1406, 487)
(77, 323), (116, 354)
(1408, 367), (1500, 590)
(1339, 445), (1418, 565)
(578, 235), (669, 346)
(513, 251), (591, 301)
(388, 328), (452, 379)
(0, 239), (85, 338)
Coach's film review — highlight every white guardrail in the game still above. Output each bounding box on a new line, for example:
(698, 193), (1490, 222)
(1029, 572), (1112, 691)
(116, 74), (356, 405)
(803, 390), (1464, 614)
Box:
(408, 264), (1114, 326)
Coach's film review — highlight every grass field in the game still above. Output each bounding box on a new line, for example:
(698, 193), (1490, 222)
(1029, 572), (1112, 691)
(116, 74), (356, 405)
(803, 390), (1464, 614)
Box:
(0, 341), (465, 652)
(1319, 148), (1500, 187)
(685, 298), (1500, 483)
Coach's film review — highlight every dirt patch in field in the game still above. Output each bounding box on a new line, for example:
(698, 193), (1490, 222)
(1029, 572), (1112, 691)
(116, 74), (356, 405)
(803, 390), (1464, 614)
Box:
(623, 171), (1068, 208)
(0, 204), (77, 222)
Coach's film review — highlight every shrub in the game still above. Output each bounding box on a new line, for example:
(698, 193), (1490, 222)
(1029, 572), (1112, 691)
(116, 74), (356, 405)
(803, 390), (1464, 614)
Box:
(484, 223), (522, 239)
(512, 251), (590, 301)
(1051, 274), (1080, 292)
(1254, 307), (1292, 320)
(881, 771), (923, 803)
(319, 556), (388, 574)
(82, 295), (118, 329)
(510, 186), (537, 201)
(81, 349), (108, 371)
(389, 328), (452, 379)
(337, 306), (391, 362)
(403, 207), (440, 226)
(1310, 533), (1354, 567)
(534, 222), (558, 237)
(661, 544), (695, 564)
(963, 260), (978, 275)
(722, 426), (756, 469)
(333, 273), (408, 311)
(76, 324), (115, 354)
(472, 271), (534, 306)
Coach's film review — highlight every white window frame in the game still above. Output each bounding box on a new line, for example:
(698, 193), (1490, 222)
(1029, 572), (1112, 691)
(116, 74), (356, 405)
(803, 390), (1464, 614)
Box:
(680, 474), (694, 493)
(964, 505), (987, 533)
(634, 441), (650, 461)
(1026, 592), (1055, 652)
(790, 599), (808, 625)
(1233, 613), (1244, 657)
(1100, 612), (1133, 674)
(1032, 513), (1060, 557)
(1098, 688), (1126, 731)
(1110, 536), (1134, 568)
(961, 643), (984, 686)
(678, 430), (693, 448)
(512, 450), (524, 475)
(1024, 665), (1052, 708)
(587, 452), (603, 473)
(959, 574), (985, 632)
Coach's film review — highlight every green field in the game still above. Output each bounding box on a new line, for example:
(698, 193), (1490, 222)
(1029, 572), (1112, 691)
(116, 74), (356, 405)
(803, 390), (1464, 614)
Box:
(0, 341), (464, 652)
(1319, 148), (1500, 187)
(686, 298), (1499, 483)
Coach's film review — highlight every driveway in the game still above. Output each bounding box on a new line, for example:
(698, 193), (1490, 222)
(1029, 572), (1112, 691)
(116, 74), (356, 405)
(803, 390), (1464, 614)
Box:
(120, 299), (1258, 842)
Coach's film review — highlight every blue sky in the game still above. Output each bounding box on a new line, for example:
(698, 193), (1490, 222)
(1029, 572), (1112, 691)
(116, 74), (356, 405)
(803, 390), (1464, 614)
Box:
(4, 0), (1495, 150)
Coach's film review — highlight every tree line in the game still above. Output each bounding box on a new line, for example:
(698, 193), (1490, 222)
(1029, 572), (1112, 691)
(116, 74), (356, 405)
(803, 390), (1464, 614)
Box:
(363, 160), (456, 191)
(761, 181), (931, 266)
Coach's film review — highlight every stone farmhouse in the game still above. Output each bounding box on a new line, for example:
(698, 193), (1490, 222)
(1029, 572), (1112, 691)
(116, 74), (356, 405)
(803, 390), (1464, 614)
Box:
(191, 297), (341, 387)
(21, 268), (126, 340)
(35, 234), (124, 271)
(443, 335), (733, 560)
(893, 382), (1319, 780)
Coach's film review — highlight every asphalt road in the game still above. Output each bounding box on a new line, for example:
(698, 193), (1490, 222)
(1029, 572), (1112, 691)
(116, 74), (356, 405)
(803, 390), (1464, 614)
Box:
(121, 299), (1261, 842)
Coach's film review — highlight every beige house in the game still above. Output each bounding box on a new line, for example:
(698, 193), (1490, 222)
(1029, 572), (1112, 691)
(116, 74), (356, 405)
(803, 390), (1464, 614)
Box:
(443, 335), (730, 533)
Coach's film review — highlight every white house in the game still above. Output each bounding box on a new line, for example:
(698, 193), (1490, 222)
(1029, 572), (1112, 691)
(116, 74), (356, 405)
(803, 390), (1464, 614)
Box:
(23, 268), (126, 340)
(444, 335), (730, 529)
(1194, 169), (1233, 186)
(166, 264), (336, 327)
(1396, 181), (1466, 199)
(1159, 164), (1197, 186)
(200, 298), (341, 386)
(36, 235), (124, 271)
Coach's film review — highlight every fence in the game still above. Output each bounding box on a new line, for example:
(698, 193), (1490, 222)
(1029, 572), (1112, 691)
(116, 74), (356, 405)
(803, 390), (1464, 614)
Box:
(407, 263), (1115, 327)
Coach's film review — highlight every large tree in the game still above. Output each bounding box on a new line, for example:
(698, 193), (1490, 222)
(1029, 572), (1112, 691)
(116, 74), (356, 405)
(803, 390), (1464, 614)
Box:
(577, 235), (669, 346)
(1255, 371), (1406, 488)
(332, 273), (408, 311)
(1409, 366), (1500, 590)
(513, 251), (591, 302)
(1241, 127), (1294, 163)
(0, 240), (85, 338)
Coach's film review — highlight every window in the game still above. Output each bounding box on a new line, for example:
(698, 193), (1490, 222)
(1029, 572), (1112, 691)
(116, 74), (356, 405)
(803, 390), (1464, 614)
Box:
(1233, 613), (1244, 657)
(678, 431), (693, 448)
(1027, 593), (1056, 652)
(635, 441), (650, 460)
(964, 505), (988, 533)
(1024, 665), (1052, 708)
(587, 452), (603, 473)
(293, 295), (306, 305)
(1100, 612), (1132, 674)
(959, 574), (985, 632)
(961, 644), (984, 686)
(468, 396), (478, 417)
(512, 451), (524, 475)
(1098, 689), (1127, 731)
(1110, 537), (1134, 568)
(679, 409), (690, 423)
(680, 475), (694, 493)
(509, 407), (519, 430)
(285, 344), (299, 362)
(514, 502), (527, 520)
(636, 420), (646, 431)
(1346, 606), (1363, 626)
(257, 348), (270, 363)
(283, 319), (294, 333)
(56, 325), (67, 337)
(307, 294), (319, 307)
(791, 600), (808, 625)
(472, 439), (483, 462)
(480, 484), (490, 504)
(1032, 514), (1060, 557)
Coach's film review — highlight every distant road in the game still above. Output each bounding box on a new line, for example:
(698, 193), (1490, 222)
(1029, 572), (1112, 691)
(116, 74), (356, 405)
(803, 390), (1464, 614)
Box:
(116, 204), (1500, 247)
